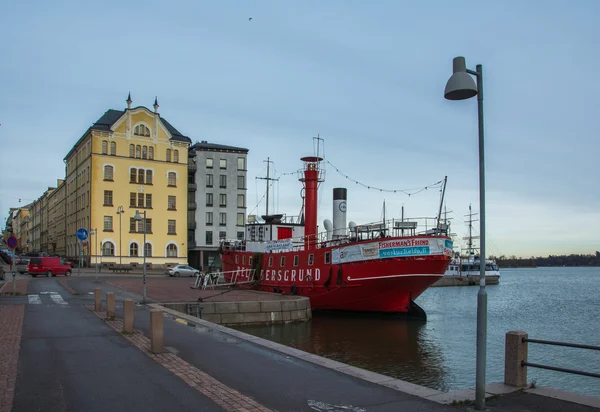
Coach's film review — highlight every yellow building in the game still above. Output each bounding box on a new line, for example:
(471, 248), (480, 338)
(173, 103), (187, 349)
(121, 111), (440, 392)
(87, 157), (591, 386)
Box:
(64, 95), (190, 268)
(11, 207), (30, 253)
(47, 179), (66, 256)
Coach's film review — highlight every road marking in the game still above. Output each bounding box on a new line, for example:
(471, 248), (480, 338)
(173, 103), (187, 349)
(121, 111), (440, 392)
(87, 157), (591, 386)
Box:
(308, 400), (367, 411)
(40, 291), (59, 295)
(50, 294), (69, 305)
(28, 295), (41, 304)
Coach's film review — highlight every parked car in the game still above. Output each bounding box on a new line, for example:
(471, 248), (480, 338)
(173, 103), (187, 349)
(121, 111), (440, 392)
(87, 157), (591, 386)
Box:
(16, 257), (30, 274)
(28, 257), (72, 277)
(165, 265), (201, 277)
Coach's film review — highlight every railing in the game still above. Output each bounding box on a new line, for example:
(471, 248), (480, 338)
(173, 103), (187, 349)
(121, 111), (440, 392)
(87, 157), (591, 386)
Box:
(192, 269), (257, 290)
(504, 331), (600, 387)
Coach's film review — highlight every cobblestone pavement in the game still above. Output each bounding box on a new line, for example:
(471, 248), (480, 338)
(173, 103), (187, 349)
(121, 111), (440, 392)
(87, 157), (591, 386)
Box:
(0, 305), (24, 412)
(89, 306), (271, 412)
(0, 279), (29, 295)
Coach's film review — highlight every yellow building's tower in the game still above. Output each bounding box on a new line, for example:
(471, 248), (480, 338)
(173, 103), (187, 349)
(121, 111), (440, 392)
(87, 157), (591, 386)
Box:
(64, 94), (190, 268)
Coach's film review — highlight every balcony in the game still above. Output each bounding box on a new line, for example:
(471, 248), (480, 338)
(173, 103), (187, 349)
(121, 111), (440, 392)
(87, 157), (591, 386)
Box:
(188, 183), (197, 192)
(188, 241), (197, 249)
(188, 162), (197, 172)
(188, 201), (197, 211)
(188, 220), (197, 229)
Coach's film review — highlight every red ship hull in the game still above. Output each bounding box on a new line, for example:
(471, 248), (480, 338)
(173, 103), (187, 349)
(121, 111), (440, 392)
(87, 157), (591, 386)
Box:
(220, 236), (451, 313)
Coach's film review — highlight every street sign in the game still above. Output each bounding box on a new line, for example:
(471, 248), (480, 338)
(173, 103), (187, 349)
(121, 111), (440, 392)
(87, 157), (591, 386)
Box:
(7, 236), (17, 250)
(76, 228), (89, 241)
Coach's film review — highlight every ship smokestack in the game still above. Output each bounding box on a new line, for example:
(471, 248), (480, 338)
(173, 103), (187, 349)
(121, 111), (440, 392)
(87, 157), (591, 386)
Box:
(332, 188), (347, 239)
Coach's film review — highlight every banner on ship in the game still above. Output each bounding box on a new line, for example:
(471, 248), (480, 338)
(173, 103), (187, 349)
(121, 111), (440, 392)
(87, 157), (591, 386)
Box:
(265, 238), (293, 252)
(331, 238), (453, 264)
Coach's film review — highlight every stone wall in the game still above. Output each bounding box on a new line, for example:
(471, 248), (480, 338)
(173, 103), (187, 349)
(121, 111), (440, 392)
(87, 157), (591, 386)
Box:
(162, 296), (311, 326)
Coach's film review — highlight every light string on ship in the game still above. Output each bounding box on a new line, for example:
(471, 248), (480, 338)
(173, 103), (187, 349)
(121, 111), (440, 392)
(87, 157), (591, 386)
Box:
(325, 160), (444, 196)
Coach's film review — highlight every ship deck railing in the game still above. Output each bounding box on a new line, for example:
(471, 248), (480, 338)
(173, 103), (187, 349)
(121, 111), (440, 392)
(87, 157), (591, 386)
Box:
(192, 269), (258, 290)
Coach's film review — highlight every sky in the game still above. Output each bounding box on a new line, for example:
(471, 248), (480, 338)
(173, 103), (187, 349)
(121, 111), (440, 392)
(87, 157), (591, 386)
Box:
(1, 0), (599, 257)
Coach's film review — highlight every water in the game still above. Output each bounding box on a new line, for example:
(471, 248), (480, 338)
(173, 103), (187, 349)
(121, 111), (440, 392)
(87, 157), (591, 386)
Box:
(234, 267), (600, 397)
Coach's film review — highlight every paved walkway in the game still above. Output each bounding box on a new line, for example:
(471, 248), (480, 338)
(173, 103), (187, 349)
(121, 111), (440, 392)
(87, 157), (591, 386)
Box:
(1, 275), (599, 411)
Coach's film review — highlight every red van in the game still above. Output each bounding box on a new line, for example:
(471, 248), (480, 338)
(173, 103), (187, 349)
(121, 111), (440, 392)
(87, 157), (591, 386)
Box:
(28, 257), (72, 277)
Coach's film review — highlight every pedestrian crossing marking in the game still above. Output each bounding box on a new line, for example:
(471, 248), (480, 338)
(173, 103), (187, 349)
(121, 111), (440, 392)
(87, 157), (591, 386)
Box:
(50, 294), (68, 305)
(28, 295), (41, 304)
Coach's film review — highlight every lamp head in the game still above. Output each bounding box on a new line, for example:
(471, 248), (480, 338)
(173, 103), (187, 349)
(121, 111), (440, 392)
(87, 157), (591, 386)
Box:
(134, 210), (142, 221)
(444, 56), (478, 101)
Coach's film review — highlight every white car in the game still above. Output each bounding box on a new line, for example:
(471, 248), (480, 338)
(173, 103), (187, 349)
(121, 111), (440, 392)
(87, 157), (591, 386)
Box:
(165, 265), (201, 277)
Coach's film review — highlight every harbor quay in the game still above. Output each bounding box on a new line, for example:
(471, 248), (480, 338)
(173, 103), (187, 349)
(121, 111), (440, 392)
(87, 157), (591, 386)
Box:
(1, 266), (599, 412)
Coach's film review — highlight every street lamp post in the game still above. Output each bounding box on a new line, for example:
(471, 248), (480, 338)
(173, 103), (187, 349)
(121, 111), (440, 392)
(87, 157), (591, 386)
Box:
(444, 56), (487, 411)
(134, 210), (147, 303)
(116, 206), (124, 265)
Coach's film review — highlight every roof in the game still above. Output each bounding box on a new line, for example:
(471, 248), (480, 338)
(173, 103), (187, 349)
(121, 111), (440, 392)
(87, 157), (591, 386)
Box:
(65, 107), (191, 160)
(190, 141), (249, 154)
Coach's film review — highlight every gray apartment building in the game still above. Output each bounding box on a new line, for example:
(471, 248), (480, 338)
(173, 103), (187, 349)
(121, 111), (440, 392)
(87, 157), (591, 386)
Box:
(188, 141), (249, 269)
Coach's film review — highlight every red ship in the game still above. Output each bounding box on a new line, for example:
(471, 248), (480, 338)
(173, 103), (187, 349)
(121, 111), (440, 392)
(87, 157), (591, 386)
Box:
(220, 155), (453, 316)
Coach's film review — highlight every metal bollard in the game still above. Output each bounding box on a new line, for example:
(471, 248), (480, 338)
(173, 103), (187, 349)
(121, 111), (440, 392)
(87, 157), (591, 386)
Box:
(123, 299), (134, 333)
(505, 330), (528, 387)
(150, 310), (164, 354)
(106, 292), (115, 320)
(94, 288), (102, 311)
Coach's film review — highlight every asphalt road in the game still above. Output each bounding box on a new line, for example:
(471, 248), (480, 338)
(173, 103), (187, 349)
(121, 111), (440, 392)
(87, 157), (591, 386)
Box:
(10, 278), (224, 412)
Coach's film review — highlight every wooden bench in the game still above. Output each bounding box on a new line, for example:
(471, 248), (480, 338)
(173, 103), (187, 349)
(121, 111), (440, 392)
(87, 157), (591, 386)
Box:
(109, 265), (131, 273)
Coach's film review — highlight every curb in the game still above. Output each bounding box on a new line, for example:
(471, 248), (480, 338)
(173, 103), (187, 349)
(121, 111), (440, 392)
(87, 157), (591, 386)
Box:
(58, 278), (80, 295)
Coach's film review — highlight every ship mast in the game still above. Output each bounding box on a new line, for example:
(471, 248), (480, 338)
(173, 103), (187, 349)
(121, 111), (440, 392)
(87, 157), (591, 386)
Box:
(463, 204), (479, 256)
(436, 176), (448, 233)
(257, 157), (278, 216)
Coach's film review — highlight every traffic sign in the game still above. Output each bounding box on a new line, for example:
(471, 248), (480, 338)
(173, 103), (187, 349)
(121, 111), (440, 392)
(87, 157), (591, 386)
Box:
(7, 236), (17, 250)
(76, 228), (89, 241)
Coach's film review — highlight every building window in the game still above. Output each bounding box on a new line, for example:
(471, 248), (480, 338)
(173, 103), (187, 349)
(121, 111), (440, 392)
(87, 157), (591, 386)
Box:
(206, 158), (213, 169)
(280, 256), (286, 267)
(104, 190), (113, 206)
(104, 216), (113, 231)
(219, 175), (227, 189)
(130, 243), (139, 257)
(268, 256), (273, 267)
(146, 170), (153, 184)
(167, 244), (178, 257)
(138, 169), (145, 184)
(166, 149), (172, 162)
(237, 157), (246, 170)
(134, 124), (150, 137)
(237, 194), (245, 208)
(237, 213), (244, 226)
(219, 231), (226, 240)
(206, 193), (213, 207)
(104, 165), (114, 181)
(129, 193), (136, 208)
(142, 146), (147, 159)
(237, 175), (245, 189)
(168, 196), (176, 210)
(219, 194), (227, 207)
(110, 141), (116, 156)
(220, 159), (227, 169)
(129, 144), (135, 158)
(168, 220), (176, 235)
(206, 174), (213, 188)
(206, 231), (213, 245)
(235, 255), (239, 264)
(129, 218), (136, 232)
(293, 255), (299, 266)
(174, 150), (179, 163)
(145, 243), (152, 257)
(145, 219), (152, 233)
(325, 252), (330, 264)
(237, 231), (244, 240)
(136, 145), (141, 158)
(219, 213), (226, 226)
(145, 194), (152, 208)
(102, 140), (108, 155)
(168, 172), (176, 187)
(130, 168), (137, 183)
(137, 193), (144, 208)
(308, 254), (314, 266)
(148, 146), (154, 160)
(102, 241), (115, 256)
(206, 212), (213, 226)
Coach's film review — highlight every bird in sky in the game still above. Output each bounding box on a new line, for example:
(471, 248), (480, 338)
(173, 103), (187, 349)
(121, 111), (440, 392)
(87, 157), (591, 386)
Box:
(249, 17), (252, 21)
